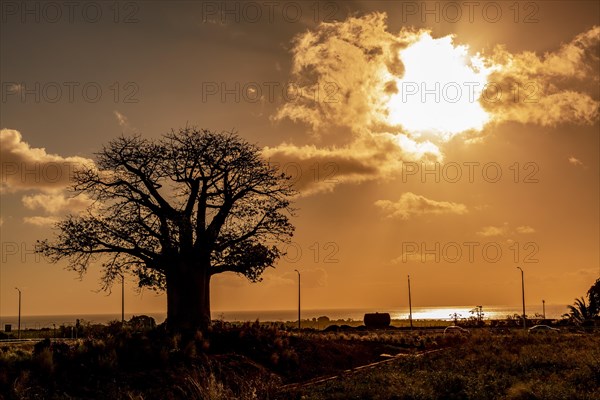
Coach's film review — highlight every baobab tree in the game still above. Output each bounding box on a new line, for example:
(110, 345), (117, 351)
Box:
(38, 128), (295, 331)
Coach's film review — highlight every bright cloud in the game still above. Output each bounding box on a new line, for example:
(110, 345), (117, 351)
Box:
(269, 14), (599, 197)
(375, 192), (468, 220)
(387, 32), (495, 137)
(516, 225), (536, 234)
(273, 12), (403, 133)
(568, 156), (584, 167)
(114, 111), (129, 128)
(477, 223), (510, 237)
(23, 216), (60, 226)
(483, 26), (599, 126)
(1, 129), (95, 223)
(0, 129), (93, 193)
(263, 133), (441, 196)
(268, 14), (446, 195)
(114, 111), (138, 134)
(276, 14), (598, 138)
(22, 192), (92, 214)
(477, 223), (536, 236)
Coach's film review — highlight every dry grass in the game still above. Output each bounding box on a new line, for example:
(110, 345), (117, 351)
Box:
(1, 326), (598, 399)
(281, 331), (600, 400)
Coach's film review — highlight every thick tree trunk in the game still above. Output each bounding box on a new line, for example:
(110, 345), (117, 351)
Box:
(165, 258), (211, 332)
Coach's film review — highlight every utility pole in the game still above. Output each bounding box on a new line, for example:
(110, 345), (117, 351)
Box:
(408, 275), (413, 330)
(517, 267), (526, 329)
(294, 269), (301, 330)
(15, 288), (21, 339)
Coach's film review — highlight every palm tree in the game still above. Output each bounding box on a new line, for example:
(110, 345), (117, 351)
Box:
(565, 297), (596, 327)
(587, 278), (600, 317)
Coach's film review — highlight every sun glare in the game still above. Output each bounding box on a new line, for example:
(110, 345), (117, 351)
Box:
(387, 33), (495, 139)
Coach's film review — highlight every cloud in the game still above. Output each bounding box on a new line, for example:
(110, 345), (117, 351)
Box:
(568, 156), (585, 167)
(114, 111), (138, 133)
(375, 192), (467, 220)
(0, 129), (93, 193)
(1, 129), (95, 225)
(263, 133), (441, 196)
(483, 26), (600, 127)
(515, 225), (536, 234)
(386, 32), (493, 137)
(273, 12), (408, 133)
(274, 14), (490, 137)
(23, 216), (60, 226)
(263, 143), (380, 196)
(477, 223), (536, 236)
(276, 14), (598, 134)
(114, 111), (129, 128)
(268, 14), (446, 195)
(477, 223), (510, 237)
(270, 15), (598, 197)
(22, 192), (92, 214)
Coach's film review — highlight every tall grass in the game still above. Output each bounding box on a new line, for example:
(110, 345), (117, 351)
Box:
(2, 325), (598, 399)
(285, 331), (600, 400)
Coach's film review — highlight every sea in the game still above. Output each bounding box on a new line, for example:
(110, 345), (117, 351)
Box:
(0, 304), (569, 329)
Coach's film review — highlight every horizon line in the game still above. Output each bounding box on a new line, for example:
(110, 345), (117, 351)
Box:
(0, 303), (570, 319)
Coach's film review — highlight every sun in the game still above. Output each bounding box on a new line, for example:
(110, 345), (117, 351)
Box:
(387, 32), (496, 140)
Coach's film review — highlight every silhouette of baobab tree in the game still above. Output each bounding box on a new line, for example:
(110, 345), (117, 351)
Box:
(38, 128), (296, 332)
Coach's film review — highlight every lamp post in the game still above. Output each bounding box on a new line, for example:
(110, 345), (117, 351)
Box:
(121, 273), (125, 323)
(517, 267), (526, 329)
(542, 299), (546, 320)
(407, 275), (413, 330)
(15, 287), (21, 339)
(294, 269), (301, 330)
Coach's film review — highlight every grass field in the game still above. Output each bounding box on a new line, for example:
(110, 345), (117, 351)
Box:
(1, 324), (598, 399)
(281, 331), (600, 400)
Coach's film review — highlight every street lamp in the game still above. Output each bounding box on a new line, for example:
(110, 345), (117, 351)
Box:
(517, 267), (526, 329)
(407, 275), (413, 330)
(115, 273), (125, 324)
(15, 287), (21, 339)
(294, 269), (301, 330)
(121, 273), (125, 323)
(542, 299), (546, 320)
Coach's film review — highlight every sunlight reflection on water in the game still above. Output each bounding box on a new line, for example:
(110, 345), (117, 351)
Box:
(1, 305), (567, 329)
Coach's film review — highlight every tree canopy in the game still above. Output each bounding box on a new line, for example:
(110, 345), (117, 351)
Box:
(38, 128), (296, 330)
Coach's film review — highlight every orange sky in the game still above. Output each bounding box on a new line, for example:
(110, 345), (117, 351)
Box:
(1, 1), (598, 318)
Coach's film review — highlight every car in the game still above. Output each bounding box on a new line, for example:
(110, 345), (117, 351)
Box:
(528, 325), (560, 333)
(444, 326), (470, 335)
